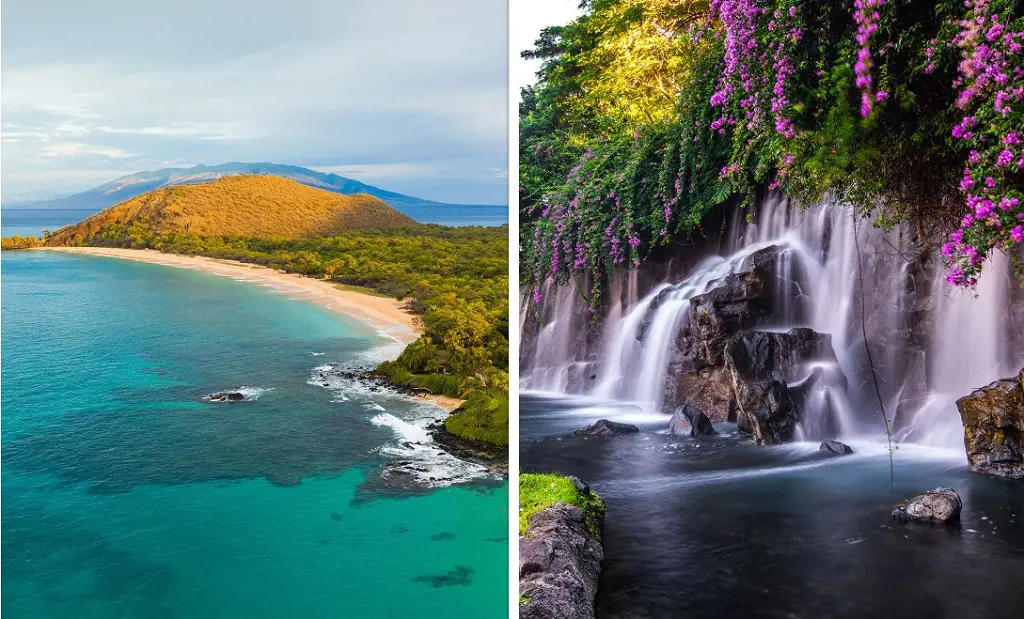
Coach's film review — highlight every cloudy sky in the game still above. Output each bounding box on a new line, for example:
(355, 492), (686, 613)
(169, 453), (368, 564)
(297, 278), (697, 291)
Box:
(1, 0), (508, 205)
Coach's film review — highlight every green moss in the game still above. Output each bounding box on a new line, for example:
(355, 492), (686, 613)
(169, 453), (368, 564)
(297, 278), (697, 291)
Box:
(444, 390), (509, 445)
(519, 473), (605, 538)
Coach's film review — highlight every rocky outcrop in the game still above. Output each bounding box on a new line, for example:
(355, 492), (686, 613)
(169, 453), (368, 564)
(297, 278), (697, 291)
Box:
(731, 379), (798, 444)
(663, 372), (736, 420)
(669, 405), (717, 437)
(956, 368), (1024, 480)
(819, 439), (853, 455)
(520, 504), (604, 619)
(203, 391), (245, 402)
(723, 328), (836, 382)
(574, 419), (639, 437)
(891, 487), (962, 524)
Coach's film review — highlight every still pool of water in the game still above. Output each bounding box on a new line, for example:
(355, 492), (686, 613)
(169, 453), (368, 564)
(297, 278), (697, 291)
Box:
(522, 393), (1024, 619)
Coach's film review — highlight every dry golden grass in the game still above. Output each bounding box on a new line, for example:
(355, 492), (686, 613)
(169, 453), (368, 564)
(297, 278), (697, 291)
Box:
(46, 175), (416, 244)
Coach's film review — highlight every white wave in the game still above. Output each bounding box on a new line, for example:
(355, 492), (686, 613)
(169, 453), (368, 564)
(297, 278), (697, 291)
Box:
(236, 386), (273, 400)
(370, 409), (491, 488)
(308, 364), (493, 488)
(309, 352), (326, 357)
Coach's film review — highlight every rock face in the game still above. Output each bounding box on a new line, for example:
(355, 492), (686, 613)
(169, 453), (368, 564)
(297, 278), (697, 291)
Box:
(723, 328), (836, 382)
(731, 379), (798, 444)
(520, 504), (604, 619)
(819, 439), (853, 455)
(956, 367), (1024, 480)
(574, 419), (639, 437)
(664, 373), (736, 420)
(891, 487), (963, 524)
(669, 405), (717, 436)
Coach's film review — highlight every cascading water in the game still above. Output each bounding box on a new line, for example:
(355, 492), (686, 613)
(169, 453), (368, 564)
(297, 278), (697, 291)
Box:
(521, 193), (1022, 450)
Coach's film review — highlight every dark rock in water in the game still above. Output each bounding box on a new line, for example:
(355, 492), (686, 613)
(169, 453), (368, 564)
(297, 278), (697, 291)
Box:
(669, 405), (717, 437)
(520, 503), (603, 619)
(892, 487), (963, 524)
(956, 367), (1024, 480)
(819, 439), (853, 455)
(412, 565), (473, 587)
(724, 328), (836, 383)
(731, 379), (798, 445)
(574, 419), (639, 437)
(204, 391), (245, 402)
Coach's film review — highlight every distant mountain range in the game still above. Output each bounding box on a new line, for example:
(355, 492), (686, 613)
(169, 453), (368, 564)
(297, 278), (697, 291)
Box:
(8, 162), (448, 211)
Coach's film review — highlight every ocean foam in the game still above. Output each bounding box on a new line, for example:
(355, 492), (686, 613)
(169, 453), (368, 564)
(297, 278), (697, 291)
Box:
(308, 364), (492, 488)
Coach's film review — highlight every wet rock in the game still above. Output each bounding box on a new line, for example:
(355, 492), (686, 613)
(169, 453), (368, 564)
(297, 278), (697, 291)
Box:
(723, 328), (836, 383)
(688, 269), (776, 366)
(669, 405), (717, 437)
(891, 487), (962, 524)
(574, 419), (639, 437)
(664, 372), (736, 420)
(731, 379), (798, 445)
(203, 391), (245, 402)
(567, 475), (591, 496)
(520, 504), (603, 619)
(819, 439), (853, 455)
(956, 367), (1024, 480)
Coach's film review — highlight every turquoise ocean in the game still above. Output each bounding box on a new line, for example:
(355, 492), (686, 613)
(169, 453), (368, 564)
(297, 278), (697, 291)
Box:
(1, 248), (508, 618)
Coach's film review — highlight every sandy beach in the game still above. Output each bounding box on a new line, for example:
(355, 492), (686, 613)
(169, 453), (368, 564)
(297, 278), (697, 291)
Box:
(42, 247), (464, 410)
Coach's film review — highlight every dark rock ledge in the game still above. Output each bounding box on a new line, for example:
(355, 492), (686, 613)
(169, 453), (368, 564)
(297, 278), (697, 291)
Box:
(520, 503), (604, 619)
(428, 421), (508, 476)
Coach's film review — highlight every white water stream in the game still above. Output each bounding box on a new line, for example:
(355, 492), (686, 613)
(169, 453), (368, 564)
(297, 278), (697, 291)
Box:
(522, 195), (1021, 450)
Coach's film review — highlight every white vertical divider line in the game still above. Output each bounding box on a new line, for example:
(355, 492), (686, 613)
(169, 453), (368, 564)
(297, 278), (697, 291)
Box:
(507, 0), (521, 615)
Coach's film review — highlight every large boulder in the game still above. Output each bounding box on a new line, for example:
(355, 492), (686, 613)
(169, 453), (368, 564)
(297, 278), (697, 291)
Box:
(891, 487), (963, 524)
(574, 419), (639, 437)
(520, 504), (604, 619)
(731, 379), (798, 444)
(669, 405), (717, 437)
(819, 439), (853, 455)
(723, 328), (836, 383)
(956, 368), (1024, 480)
(663, 372), (736, 420)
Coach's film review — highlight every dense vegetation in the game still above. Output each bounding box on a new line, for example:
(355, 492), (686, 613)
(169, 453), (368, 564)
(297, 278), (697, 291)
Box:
(521, 0), (1024, 306)
(45, 175), (415, 245)
(519, 473), (606, 536)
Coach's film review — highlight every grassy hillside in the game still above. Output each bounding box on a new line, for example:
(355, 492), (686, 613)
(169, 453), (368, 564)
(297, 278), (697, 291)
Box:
(44, 175), (415, 245)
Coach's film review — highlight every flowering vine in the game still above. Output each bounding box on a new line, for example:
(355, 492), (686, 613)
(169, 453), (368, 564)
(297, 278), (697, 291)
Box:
(941, 0), (1024, 286)
(854, 0), (886, 117)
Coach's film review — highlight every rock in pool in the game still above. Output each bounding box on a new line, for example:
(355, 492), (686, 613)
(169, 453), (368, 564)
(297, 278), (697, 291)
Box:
(891, 487), (962, 524)
(956, 366), (1024, 480)
(574, 419), (639, 437)
(819, 439), (853, 455)
(204, 391), (245, 402)
(669, 405), (717, 437)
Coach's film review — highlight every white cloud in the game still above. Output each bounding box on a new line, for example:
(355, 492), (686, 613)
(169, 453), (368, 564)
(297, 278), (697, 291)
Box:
(1, 0), (509, 204)
(40, 142), (136, 159)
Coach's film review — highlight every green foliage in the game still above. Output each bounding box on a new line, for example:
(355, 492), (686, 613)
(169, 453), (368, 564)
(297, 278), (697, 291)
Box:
(1, 236), (44, 250)
(521, 0), (1023, 306)
(444, 389), (510, 445)
(519, 473), (606, 537)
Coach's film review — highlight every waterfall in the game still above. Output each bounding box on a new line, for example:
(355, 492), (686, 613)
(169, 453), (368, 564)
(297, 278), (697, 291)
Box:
(521, 194), (1022, 449)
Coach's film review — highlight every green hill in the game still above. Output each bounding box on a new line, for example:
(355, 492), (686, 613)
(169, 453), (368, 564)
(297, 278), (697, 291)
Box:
(44, 175), (416, 245)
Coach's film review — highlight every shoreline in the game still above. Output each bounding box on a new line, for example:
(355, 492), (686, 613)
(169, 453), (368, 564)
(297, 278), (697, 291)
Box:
(40, 246), (464, 412)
